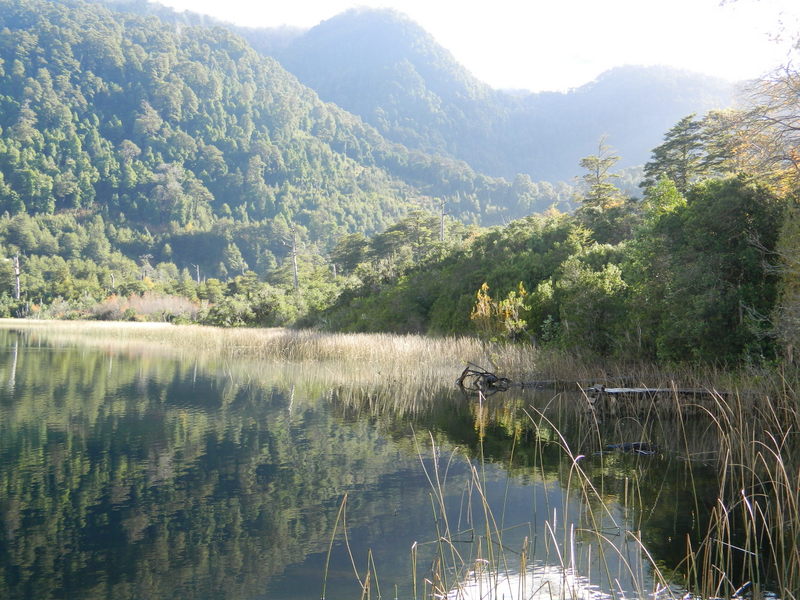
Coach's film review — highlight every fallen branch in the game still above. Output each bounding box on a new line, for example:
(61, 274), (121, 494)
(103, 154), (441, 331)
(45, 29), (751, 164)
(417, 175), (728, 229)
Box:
(456, 364), (511, 394)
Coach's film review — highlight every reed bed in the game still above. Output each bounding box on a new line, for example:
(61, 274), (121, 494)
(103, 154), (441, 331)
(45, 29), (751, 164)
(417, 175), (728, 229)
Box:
(451, 390), (798, 599)
(0, 318), (486, 365)
(4, 318), (786, 396)
(331, 382), (798, 599)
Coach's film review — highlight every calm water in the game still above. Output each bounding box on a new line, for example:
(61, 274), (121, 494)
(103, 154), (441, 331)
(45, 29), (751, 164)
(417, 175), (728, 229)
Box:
(0, 328), (737, 599)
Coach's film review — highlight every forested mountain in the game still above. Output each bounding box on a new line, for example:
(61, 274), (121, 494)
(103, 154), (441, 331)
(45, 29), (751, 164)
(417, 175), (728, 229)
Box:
(1, 0), (794, 369)
(261, 9), (505, 174)
(0, 0), (569, 283)
(253, 8), (736, 181)
(90, 2), (737, 183)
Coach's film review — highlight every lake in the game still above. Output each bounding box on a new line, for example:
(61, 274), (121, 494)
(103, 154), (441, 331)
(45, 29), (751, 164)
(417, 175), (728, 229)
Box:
(0, 326), (782, 599)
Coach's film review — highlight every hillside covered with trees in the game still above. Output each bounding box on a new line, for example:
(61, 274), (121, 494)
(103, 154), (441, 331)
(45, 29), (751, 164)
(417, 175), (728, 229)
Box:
(0, 0), (797, 367)
(255, 8), (736, 181)
(316, 100), (800, 364)
(0, 0), (574, 319)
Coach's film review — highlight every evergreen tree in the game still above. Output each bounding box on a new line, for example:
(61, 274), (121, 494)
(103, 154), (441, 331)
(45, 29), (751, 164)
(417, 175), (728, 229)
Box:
(641, 114), (706, 193)
(575, 140), (630, 244)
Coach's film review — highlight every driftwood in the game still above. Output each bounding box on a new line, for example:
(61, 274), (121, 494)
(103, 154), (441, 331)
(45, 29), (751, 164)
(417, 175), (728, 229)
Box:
(456, 364), (511, 395)
(456, 368), (734, 416)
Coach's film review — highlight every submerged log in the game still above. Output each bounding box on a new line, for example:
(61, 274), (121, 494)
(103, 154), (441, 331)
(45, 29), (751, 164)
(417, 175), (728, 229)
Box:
(586, 384), (729, 402)
(585, 384), (735, 419)
(456, 366), (636, 396)
(604, 442), (658, 455)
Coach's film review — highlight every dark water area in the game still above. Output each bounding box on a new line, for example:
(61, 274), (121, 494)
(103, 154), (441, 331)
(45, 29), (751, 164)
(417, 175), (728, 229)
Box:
(0, 328), (768, 599)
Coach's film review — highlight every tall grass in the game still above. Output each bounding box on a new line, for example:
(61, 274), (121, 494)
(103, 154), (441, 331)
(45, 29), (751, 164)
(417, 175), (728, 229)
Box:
(0, 318), (485, 365)
(449, 387), (797, 599)
(331, 383), (798, 599)
(682, 389), (800, 599)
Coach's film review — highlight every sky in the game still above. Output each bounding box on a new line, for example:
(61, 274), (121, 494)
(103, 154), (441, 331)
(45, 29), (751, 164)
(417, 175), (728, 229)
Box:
(151, 0), (800, 92)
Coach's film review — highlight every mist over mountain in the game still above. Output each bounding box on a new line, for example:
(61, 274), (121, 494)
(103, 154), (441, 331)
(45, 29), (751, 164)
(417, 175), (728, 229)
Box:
(251, 8), (737, 181)
(507, 65), (737, 179)
(262, 9), (504, 168)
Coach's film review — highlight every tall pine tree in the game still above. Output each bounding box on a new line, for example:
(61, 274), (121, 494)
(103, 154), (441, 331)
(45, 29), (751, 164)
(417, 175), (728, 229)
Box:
(641, 114), (706, 194)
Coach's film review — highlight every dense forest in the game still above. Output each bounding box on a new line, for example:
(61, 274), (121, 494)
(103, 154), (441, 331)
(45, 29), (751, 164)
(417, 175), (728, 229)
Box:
(0, 0), (569, 282)
(317, 100), (800, 364)
(0, 0), (797, 366)
(97, 2), (736, 181)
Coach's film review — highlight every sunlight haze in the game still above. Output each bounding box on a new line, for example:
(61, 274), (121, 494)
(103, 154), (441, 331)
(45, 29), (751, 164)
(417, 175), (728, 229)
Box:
(151, 0), (799, 91)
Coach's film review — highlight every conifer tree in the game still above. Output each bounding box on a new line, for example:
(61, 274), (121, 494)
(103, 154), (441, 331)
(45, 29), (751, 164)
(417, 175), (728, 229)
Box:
(641, 114), (706, 194)
(578, 139), (624, 213)
(575, 139), (629, 243)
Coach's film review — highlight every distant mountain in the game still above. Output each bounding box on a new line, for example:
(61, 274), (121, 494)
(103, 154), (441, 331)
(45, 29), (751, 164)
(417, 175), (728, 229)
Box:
(95, 3), (736, 185)
(252, 8), (737, 181)
(262, 9), (510, 175)
(507, 66), (738, 180)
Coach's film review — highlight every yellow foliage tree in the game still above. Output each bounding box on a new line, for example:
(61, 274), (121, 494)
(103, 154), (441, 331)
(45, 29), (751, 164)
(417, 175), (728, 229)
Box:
(470, 282), (530, 342)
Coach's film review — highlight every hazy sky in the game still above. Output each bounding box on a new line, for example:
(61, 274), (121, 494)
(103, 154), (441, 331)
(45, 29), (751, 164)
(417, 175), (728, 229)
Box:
(152, 0), (799, 92)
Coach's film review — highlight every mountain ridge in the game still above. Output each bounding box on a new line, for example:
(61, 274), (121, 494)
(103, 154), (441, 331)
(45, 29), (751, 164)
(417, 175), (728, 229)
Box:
(255, 8), (737, 180)
(92, 2), (737, 182)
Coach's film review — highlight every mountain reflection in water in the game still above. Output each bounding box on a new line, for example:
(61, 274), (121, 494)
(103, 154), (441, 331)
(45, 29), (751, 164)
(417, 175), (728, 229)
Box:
(0, 327), (755, 599)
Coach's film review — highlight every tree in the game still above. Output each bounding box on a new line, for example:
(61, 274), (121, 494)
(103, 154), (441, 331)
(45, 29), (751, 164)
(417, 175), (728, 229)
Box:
(740, 64), (800, 192)
(555, 257), (627, 355)
(736, 62), (800, 362)
(579, 139), (624, 212)
(575, 140), (630, 243)
(624, 179), (686, 358)
(656, 177), (784, 362)
(223, 242), (248, 275)
(469, 282), (530, 342)
(640, 175), (685, 223)
(773, 204), (800, 362)
(330, 232), (368, 274)
(642, 114), (706, 194)
(700, 109), (752, 176)
(198, 278), (225, 303)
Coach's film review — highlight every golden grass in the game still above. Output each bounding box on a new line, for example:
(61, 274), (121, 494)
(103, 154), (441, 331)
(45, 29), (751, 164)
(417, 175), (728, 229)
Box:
(0, 318), (483, 363)
(0, 319), (496, 398)
(4, 318), (772, 392)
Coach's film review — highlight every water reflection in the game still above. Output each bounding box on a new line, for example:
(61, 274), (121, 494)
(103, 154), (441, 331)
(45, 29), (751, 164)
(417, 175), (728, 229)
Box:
(449, 564), (610, 600)
(0, 327), (767, 599)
